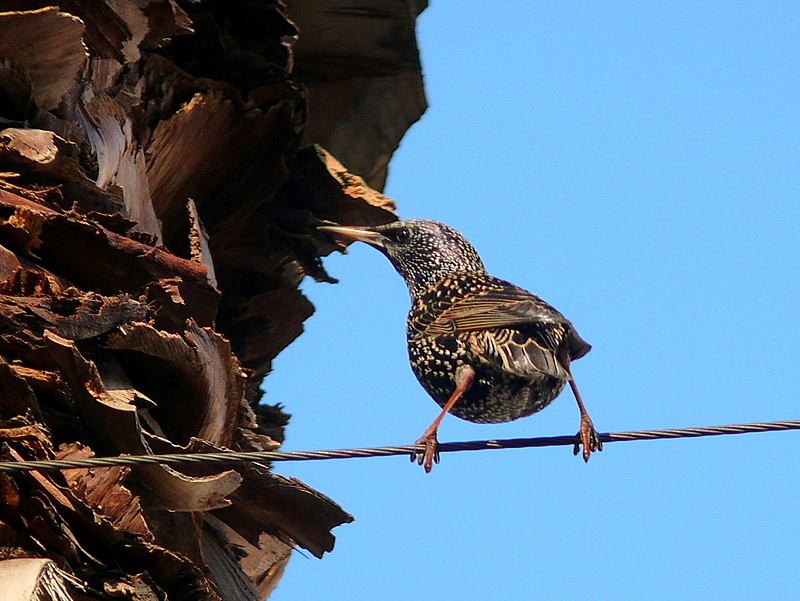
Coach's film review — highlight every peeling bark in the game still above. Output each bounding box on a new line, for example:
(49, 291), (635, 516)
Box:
(0, 0), (424, 598)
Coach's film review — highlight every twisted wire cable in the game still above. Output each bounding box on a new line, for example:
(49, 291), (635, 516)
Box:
(0, 419), (797, 473)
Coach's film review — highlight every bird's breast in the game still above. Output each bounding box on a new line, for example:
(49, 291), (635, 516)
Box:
(406, 333), (564, 424)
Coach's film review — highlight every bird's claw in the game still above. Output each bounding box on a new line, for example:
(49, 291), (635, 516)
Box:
(410, 435), (440, 473)
(573, 416), (603, 462)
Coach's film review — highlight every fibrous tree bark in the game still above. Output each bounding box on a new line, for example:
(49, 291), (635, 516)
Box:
(0, 1), (426, 599)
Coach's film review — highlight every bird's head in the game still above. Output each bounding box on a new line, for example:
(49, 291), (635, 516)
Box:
(319, 219), (487, 298)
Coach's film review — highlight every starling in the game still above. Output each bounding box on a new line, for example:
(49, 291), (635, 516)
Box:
(319, 219), (602, 472)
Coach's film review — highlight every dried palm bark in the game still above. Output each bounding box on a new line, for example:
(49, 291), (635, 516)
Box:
(0, 1), (425, 599)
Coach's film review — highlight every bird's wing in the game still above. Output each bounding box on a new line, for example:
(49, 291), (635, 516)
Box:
(425, 286), (569, 335)
(425, 286), (589, 380)
(467, 327), (572, 379)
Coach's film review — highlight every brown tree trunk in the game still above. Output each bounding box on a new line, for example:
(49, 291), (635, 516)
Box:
(0, 1), (426, 599)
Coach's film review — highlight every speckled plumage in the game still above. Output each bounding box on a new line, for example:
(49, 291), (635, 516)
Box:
(407, 271), (588, 424)
(319, 218), (601, 471)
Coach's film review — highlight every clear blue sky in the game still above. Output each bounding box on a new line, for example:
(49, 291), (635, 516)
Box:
(271, 3), (799, 599)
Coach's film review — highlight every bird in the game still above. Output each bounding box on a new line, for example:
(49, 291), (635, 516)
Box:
(318, 218), (602, 472)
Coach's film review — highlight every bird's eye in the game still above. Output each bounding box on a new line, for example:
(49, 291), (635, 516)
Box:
(388, 228), (411, 243)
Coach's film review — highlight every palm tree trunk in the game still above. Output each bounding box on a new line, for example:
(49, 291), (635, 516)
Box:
(0, 1), (425, 598)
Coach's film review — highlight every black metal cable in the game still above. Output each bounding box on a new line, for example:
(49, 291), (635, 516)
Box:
(0, 419), (797, 473)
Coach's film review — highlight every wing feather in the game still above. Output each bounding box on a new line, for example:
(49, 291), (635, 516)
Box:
(426, 286), (569, 335)
(425, 283), (590, 380)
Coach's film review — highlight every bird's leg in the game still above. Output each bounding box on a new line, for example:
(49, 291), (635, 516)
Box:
(412, 364), (476, 473)
(568, 378), (603, 462)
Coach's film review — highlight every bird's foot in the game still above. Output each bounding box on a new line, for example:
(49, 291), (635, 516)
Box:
(410, 433), (440, 473)
(573, 415), (603, 462)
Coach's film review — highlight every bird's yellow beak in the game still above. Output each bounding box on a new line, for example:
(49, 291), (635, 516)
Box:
(317, 224), (385, 247)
